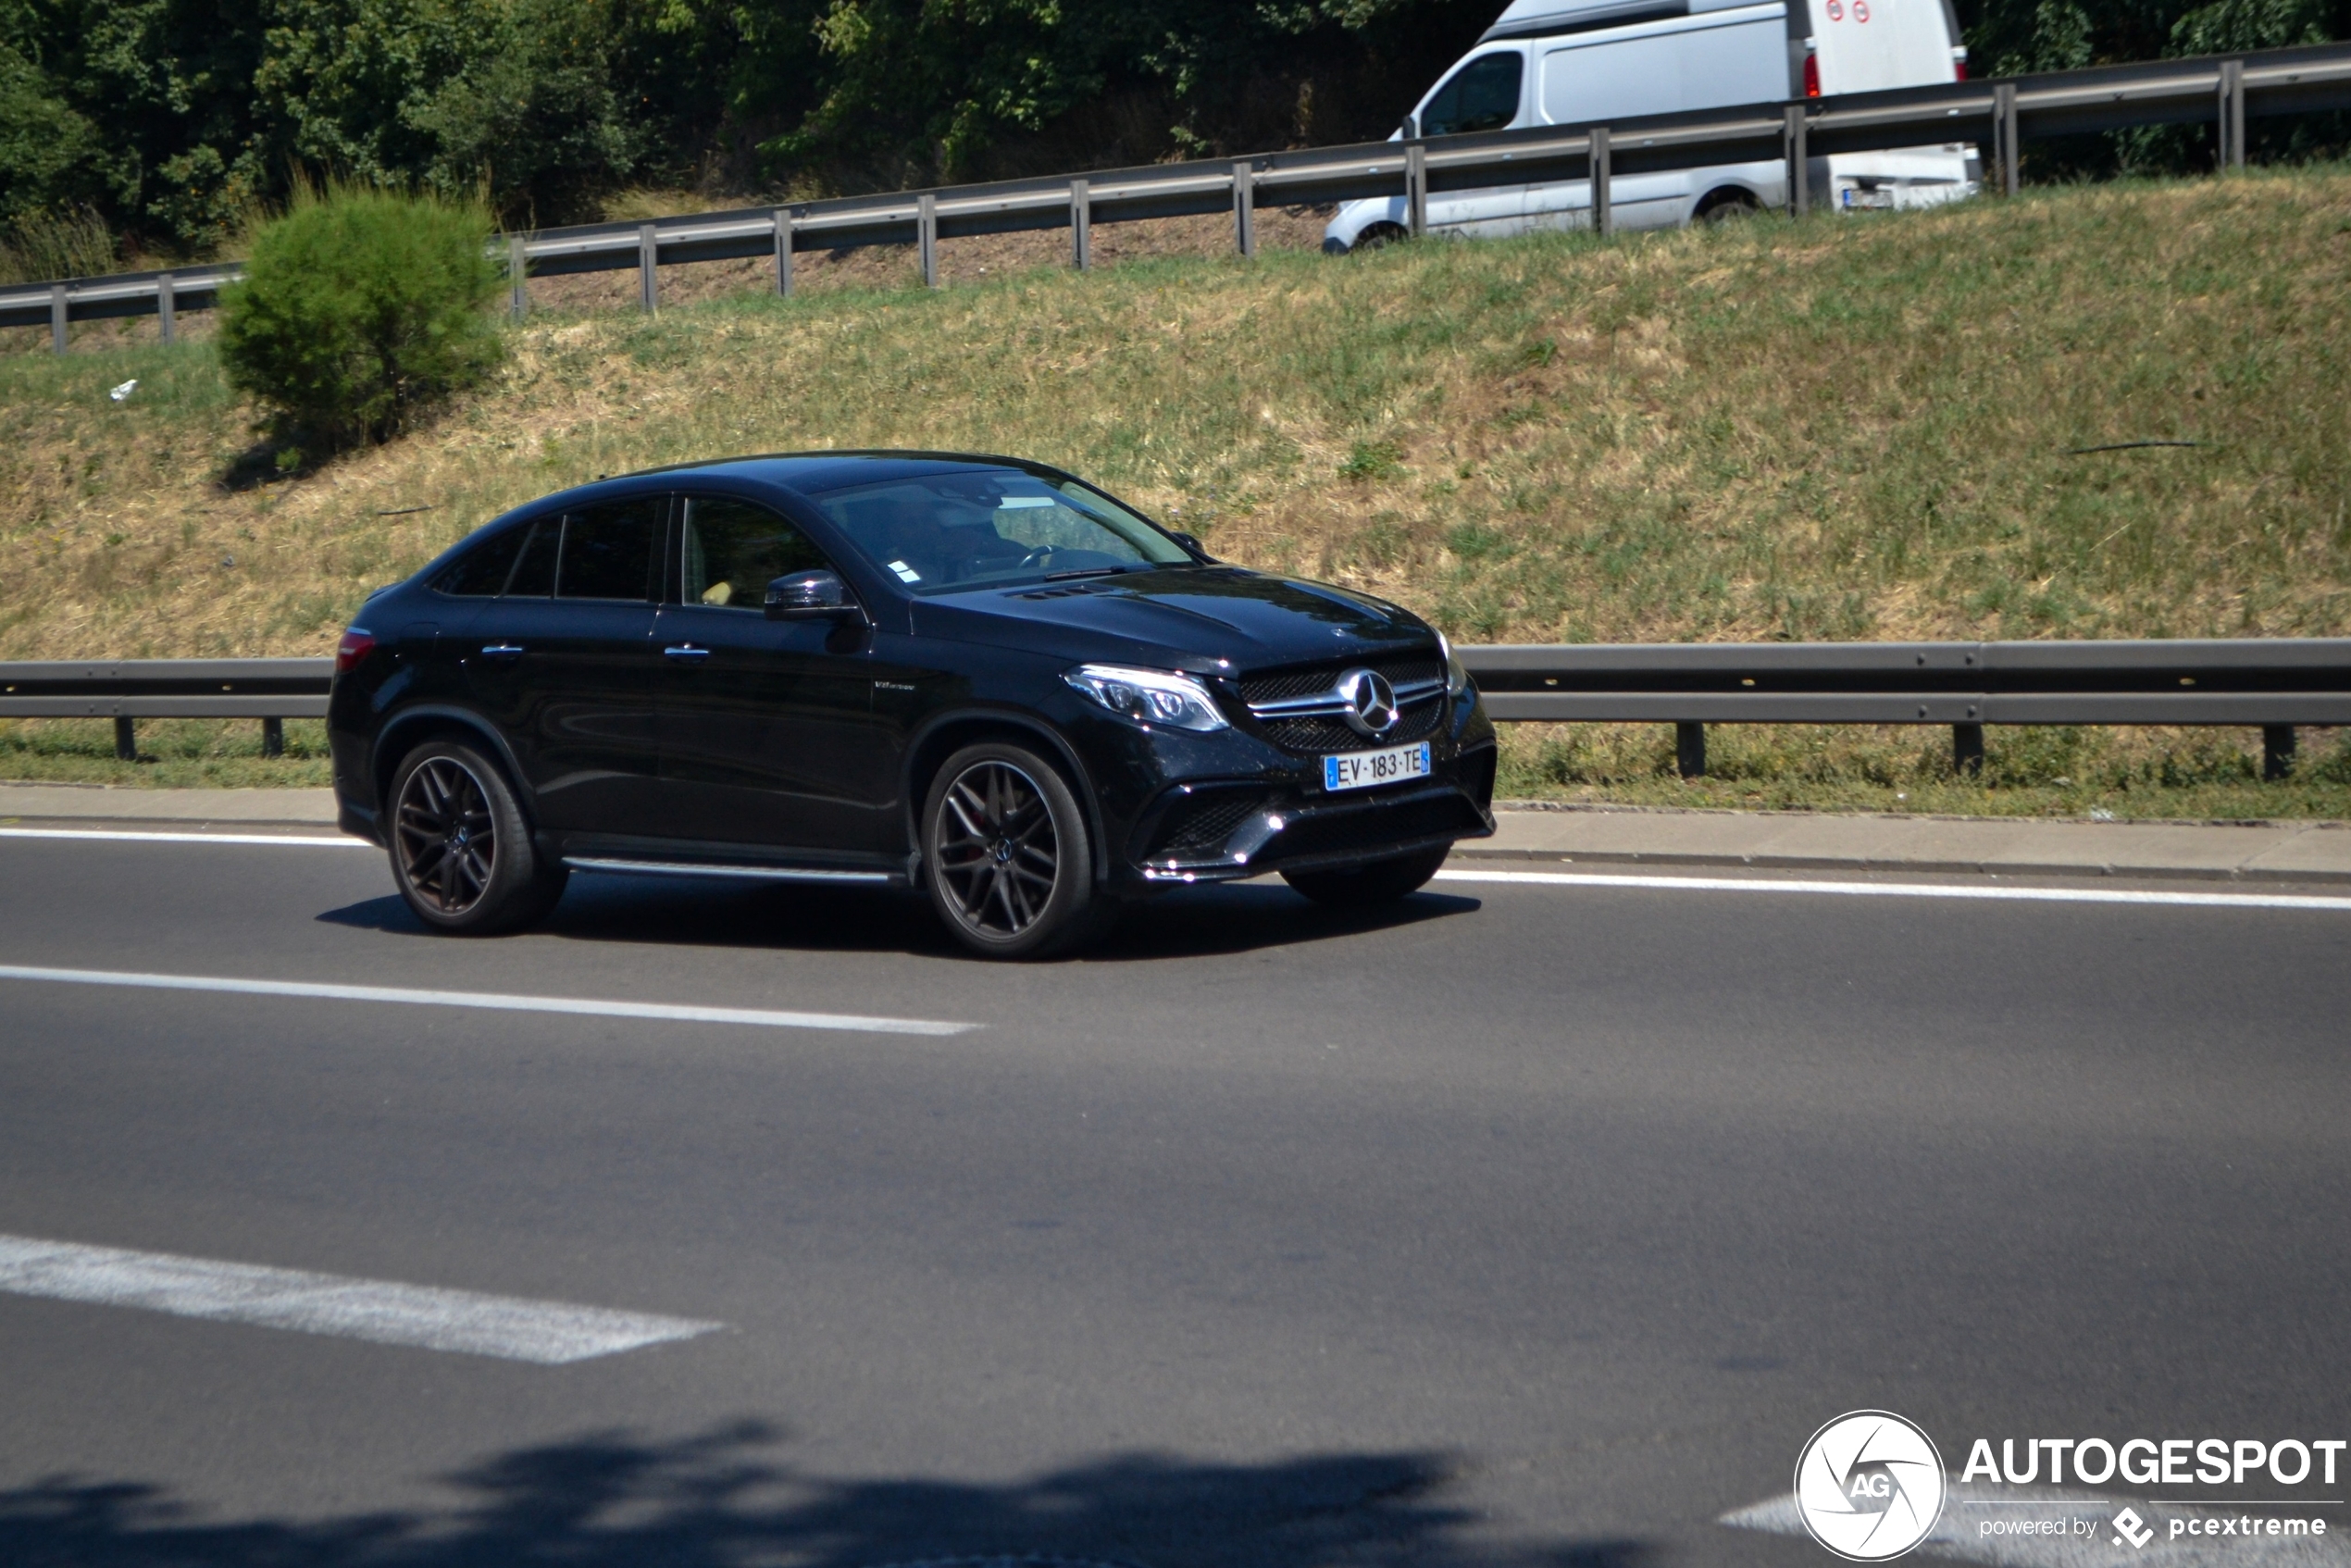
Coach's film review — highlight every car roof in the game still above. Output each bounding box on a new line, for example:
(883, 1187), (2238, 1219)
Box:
(608, 450), (1066, 497)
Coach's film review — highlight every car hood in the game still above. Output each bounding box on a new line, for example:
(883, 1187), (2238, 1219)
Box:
(911, 566), (1436, 673)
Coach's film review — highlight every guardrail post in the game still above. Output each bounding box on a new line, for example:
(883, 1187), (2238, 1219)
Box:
(1070, 179), (1091, 269)
(1953, 723), (1985, 776)
(113, 716), (135, 762)
(1676, 721), (1706, 778)
(1995, 82), (2020, 196)
(49, 282), (67, 355)
(157, 272), (176, 345)
(638, 223), (658, 314)
(2219, 58), (2245, 171)
(1592, 127), (1613, 238)
(773, 207), (794, 297)
(1233, 161), (1257, 258)
(918, 193), (939, 287)
(2263, 725), (2296, 780)
(1784, 106), (1809, 218)
(1405, 143), (1426, 238)
(508, 235), (529, 322)
(261, 716), (284, 758)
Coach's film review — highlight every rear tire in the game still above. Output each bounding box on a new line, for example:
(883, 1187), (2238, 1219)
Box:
(1281, 843), (1451, 906)
(922, 740), (1107, 960)
(387, 739), (566, 935)
(1351, 222), (1411, 252)
(1696, 190), (1761, 225)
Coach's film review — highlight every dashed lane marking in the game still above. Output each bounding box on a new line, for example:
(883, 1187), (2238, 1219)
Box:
(1436, 868), (2351, 913)
(0, 964), (978, 1037)
(0, 1233), (721, 1363)
(0, 827), (365, 847)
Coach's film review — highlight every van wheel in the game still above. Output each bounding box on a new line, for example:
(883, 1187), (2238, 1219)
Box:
(1696, 190), (1761, 225)
(922, 741), (1107, 960)
(387, 739), (566, 934)
(1282, 844), (1451, 906)
(1352, 222), (1411, 252)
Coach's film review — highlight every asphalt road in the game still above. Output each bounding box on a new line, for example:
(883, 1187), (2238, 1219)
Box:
(2, 831), (2348, 1568)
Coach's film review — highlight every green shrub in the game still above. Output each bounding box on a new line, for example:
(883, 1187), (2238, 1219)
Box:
(218, 185), (505, 453)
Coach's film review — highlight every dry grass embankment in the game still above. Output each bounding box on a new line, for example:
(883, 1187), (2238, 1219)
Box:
(3, 168), (2348, 813)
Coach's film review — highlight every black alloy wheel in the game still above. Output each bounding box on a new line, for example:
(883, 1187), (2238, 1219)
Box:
(388, 739), (566, 934)
(1281, 843), (1451, 906)
(923, 741), (1105, 959)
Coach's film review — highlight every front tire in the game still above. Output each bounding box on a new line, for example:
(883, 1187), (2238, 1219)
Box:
(1281, 843), (1451, 906)
(922, 740), (1106, 960)
(387, 739), (566, 934)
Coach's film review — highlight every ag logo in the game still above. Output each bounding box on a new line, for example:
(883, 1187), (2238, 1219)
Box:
(1795, 1411), (1947, 1561)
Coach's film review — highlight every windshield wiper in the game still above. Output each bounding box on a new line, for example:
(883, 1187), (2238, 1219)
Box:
(1041, 566), (1129, 581)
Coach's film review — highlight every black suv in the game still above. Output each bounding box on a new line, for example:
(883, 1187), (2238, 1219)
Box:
(329, 452), (1496, 956)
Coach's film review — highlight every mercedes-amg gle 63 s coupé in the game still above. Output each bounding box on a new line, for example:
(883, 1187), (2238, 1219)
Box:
(329, 453), (1497, 957)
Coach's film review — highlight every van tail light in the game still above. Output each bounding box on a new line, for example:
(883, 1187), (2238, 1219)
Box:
(335, 628), (376, 675)
(1803, 53), (1821, 96)
(1953, 50), (1969, 81)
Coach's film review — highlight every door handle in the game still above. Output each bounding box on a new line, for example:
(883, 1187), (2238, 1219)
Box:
(479, 643), (526, 659)
(663, 644), (712, 661)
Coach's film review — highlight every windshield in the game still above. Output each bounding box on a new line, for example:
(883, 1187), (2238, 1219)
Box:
(810, 469), (1193, 594)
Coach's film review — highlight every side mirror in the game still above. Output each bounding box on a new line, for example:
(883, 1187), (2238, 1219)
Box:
(1173, 531), (1214, 561)
(765, 568), (863, 622)
(1400, 114), (1420, 140)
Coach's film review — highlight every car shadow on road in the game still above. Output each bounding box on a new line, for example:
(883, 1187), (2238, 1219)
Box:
(0, 1423), (1646, 1568)
(314, 878), (1482, 963)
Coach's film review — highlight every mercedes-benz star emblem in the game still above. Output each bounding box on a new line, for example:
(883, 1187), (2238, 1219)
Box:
(1337, 668), (1399, 736)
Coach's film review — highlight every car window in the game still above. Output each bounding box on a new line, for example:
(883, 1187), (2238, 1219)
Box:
(811, 470), (1190, 594)
(555, 498), (664, 601)
(681, 496), (832, 609)
(1422, 52), (1524, 136)
(504, 518), (559, 596)
(433, 526), (529, 596)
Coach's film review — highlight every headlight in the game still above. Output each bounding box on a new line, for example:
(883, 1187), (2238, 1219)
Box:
(1063, 664), (1230, 732)
(1437, 631), (1473, 697)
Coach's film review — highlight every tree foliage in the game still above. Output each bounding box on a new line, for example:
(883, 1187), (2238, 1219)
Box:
(217, 183), (505, 451)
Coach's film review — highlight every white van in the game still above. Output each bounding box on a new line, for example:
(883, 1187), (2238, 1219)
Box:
(1323, 0), (1980, 251)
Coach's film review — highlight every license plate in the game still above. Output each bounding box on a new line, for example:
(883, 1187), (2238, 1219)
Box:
(1323, 741), (1432, 793)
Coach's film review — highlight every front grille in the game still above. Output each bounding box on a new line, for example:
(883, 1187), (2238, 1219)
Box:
(1238, 655), (1442, 706)
(1266, 792), (1484, 864)
(1239, 653), (1448, 756)
(1151, 790), (1266, 857)
(1259, 699), (1444, 755)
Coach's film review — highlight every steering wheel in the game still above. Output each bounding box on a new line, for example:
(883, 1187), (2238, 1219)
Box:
(1016, 545), (1056, 569)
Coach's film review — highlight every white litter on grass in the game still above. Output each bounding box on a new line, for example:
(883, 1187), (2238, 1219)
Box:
(108, 379), (137, 402)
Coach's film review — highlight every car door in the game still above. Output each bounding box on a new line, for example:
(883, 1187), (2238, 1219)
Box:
(1419, 50), (1530, 236)
(653, 493), (897, 855)
(462, 495), (666, 834)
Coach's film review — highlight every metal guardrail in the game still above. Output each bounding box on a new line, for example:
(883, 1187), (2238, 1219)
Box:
(6, 641), (2346, 774)
(6, 40), (2349, 347)
(0, 658), (331, 758)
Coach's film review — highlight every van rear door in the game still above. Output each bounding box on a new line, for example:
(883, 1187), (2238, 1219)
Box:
(1804, 0), (1959, 94)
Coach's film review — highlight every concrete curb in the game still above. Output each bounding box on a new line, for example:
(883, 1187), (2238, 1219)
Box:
(6, 782), (2348, 887)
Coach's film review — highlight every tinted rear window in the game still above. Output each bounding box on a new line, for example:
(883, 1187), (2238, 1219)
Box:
(434, 527), (530, 596)
(557, 498), (665, 601)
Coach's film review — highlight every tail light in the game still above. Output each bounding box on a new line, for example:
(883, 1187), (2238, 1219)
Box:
(1953, 48), (1969, 81)
(335, 628), (376, 674)
(1803, 53), (1822, 97)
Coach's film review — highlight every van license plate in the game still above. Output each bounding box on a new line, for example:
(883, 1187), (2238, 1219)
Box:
(1324, 741), (1432, 792)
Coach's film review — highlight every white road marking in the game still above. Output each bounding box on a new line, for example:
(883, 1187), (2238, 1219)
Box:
(0, 964), (976, 1037)
(0, 1233), (720, 1363)
(1437, 868), (2351, 913)
(0, 827), (365, 848)
(1724, 1484), (2351, 1564)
